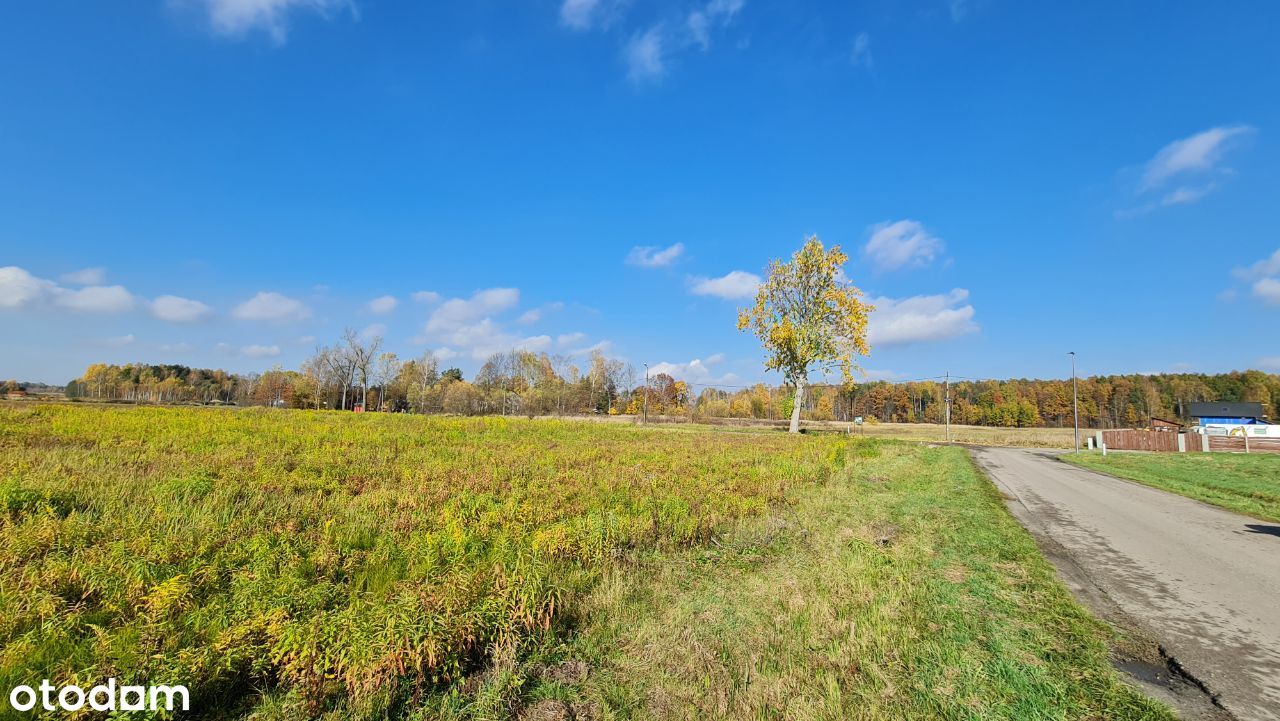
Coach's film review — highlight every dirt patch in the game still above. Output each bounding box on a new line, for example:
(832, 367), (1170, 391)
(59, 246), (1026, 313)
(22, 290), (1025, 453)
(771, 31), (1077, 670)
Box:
(538, 659), (589, 685)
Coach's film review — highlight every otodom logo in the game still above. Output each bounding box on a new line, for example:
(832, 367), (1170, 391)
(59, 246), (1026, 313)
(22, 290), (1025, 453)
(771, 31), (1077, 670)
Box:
(8, 679), (189, 713)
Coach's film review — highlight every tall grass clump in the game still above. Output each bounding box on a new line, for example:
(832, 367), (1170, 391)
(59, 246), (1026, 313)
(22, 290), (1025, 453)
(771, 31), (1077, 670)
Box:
(0, 404), (845, 717)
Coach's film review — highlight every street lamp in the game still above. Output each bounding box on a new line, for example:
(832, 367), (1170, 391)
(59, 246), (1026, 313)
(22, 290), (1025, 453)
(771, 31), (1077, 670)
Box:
(1069, 351), (1080, 453)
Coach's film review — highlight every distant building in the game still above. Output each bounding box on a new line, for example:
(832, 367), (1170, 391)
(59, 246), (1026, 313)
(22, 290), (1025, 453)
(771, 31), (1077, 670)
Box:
(1188, 402), (1267, 426)
(1150, 417), (1182, 431)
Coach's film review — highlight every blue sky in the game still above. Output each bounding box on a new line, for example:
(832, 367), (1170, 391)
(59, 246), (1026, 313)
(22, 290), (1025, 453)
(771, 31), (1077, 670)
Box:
(2, 1), (1278, 387)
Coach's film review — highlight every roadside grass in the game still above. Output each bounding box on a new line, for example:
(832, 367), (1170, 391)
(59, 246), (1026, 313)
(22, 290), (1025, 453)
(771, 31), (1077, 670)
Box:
(490, 443), (1172, 720)
(1065, 450), (1280, 522)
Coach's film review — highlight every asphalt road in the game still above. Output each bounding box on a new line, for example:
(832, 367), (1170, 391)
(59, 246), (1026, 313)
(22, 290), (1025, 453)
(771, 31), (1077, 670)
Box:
(972, 447), (1280, 721)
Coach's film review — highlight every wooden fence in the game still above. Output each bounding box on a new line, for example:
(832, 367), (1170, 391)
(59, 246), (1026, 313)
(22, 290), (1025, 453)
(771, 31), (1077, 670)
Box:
(1208, 436), (1280, 454)
(1099, 430), (1182, 452)
(1099, 429), (1280, 454)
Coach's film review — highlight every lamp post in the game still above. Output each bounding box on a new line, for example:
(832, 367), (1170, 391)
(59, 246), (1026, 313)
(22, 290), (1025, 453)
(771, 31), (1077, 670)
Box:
(1069, 351), (1080, 453)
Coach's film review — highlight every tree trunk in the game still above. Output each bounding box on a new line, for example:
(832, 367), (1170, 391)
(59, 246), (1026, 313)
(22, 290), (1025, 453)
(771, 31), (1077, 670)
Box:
(789, 383), (805, 433)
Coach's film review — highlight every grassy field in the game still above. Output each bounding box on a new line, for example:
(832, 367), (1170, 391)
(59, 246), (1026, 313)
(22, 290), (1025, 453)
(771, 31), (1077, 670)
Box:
(0, 405), (1167, 719)
(1066, 450), (1280, 522)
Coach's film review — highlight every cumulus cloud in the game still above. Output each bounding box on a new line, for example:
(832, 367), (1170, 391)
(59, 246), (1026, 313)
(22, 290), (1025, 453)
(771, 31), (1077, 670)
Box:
(366, 294), (398, 314)
(55, 285), (136, 313)
(411, 290), (441, 304)
(60, 267), (105, 285)
(417, 288), (564, 360)
(425, 288), (520, 333)
(557, 332), (586, 347)
(1254, 278), (1280, 305)
(626, 242), (685, 268)
(1233, 249), (1280, 282)
(864, 220), (944, 271)
(0, 267), (56, 308)
(690, 270), (761, 299)
(1, 265), (214, 320)
(232, 291), (311, 322)
(647, 355), (737, 385)
(195, 0), (357, 44)
(151, 295), (212, 323)
(867, 289), (978, 346)
(625, 26), (667, 82)
(1233, 249), (1280, 305)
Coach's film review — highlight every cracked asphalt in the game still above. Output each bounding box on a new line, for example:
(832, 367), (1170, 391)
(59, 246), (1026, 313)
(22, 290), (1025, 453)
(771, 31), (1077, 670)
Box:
(972, 446), (1280, 721)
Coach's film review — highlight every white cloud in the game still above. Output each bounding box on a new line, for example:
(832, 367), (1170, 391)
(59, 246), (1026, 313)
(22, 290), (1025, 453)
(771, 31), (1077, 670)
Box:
(569, 339), (614, 356)
(864, 220), (944, 271)
(625, 26), (667, 82)
(417, 288), (559, 360)
(366, 294), (398, 314)
(1234, 249), (1280, 282)
(60, 267), (105, 285)
(241, 344), (282, 358)
(1253, 278), (1280, 305)
(560, 0), (600, 30)
(627, 242), (685, 268)
(1160, 184), (1215, 206)
(411, 290), (441, 304)
(0, 266), (56, 308)
(690, 270), (761, 299)
(196, 0), (356, 44)
(949, 0), (969, 22)
(557, 331), (586, 347)
(434, 347), (459, 362)
(687, 0), (742, 50)
(862, 369), (906, 381)
(850, 32), (872, 69)
(517, 309), (542, 324)
(232, 291), (311, 322)
(867, 289), (978, 346)
(1259, 357), (1280, 371)
(425, 288), (520, 333)
(151, 295), (212, 323)
(1235, 249), (1280, 306)
(55, 285), (136, 313)
(359, 323), (387, 340)
(647, 356), (738, 386)
(704, 353), (725, 365)
(1140, 125), (1253, 192)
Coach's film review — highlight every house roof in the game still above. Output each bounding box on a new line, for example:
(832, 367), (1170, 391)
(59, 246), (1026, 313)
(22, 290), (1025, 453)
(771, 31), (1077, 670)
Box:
(1188, 401), (1265, 419)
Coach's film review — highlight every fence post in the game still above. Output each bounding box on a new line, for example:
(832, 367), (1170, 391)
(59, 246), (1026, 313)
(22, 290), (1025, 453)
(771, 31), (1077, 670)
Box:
(1177, 433), (1186, 453)
(1244, 429), (1250, 454)
(1201, 433), (1210, 452)
(1095, 431), (1104, 450)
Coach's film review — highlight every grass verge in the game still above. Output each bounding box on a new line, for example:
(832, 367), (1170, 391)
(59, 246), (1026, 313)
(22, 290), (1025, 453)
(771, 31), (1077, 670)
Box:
(475, 442), (1173, 720)
(1064, 450), (1280, 522)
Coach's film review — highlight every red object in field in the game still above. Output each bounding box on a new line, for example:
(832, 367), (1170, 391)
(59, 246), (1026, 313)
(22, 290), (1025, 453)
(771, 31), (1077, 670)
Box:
(353, 404), (364, 413)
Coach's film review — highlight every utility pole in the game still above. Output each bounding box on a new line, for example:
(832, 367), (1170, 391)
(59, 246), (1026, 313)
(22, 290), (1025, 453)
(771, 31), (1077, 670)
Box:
(642, 362), (649, 425)
(944, 371), (951, 443)
(1069, 351), (1080, 453)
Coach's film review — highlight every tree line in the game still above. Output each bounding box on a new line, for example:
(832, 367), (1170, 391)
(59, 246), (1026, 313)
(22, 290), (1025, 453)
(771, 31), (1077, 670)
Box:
(60, 342), (1279, 428)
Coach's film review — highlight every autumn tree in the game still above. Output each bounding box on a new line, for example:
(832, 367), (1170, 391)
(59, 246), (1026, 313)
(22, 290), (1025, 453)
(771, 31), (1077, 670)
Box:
(738, 236), (874, 433)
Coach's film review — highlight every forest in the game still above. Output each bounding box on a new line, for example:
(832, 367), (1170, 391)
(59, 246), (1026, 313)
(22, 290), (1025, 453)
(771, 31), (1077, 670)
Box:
(53, 331), (1280, 430)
